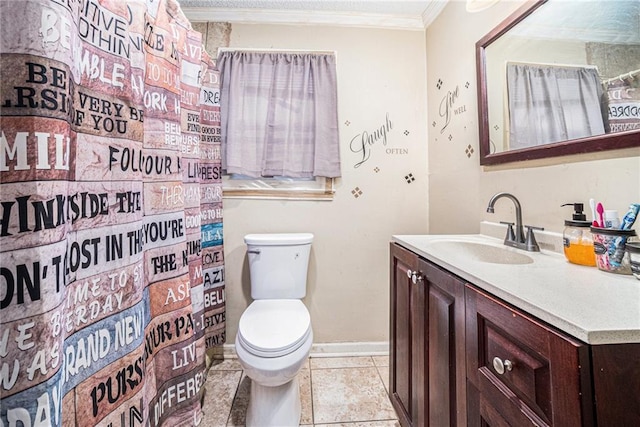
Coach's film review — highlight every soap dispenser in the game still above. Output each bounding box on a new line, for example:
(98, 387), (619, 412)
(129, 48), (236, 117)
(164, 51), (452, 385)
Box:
(561, 203), (596, 266)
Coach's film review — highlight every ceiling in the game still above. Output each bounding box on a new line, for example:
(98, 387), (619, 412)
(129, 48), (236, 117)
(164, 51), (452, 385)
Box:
(179, 0), (448, 29)
(513, 0), (640, 44)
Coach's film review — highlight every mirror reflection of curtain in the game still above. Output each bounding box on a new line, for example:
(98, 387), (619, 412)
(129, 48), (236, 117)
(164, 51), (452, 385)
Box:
(506, 63), (606, 149)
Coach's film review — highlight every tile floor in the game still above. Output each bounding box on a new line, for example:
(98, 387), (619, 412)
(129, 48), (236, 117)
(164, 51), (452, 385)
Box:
(201, 355), (400, 426)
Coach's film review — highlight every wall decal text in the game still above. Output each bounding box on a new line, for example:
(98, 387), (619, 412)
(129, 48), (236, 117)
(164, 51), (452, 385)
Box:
(350, 113), (393, 168)
(439, 85), (467, 134)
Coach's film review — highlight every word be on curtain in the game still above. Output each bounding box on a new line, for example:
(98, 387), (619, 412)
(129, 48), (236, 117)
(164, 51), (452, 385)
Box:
(0, 0), (225, 426)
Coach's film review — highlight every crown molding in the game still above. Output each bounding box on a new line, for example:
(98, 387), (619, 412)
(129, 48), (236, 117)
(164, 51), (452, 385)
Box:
(182, 5), (448, 30)
(422, 0), (448, 28)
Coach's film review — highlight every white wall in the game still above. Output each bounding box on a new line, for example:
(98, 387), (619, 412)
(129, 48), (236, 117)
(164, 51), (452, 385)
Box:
(214, 24), (429, 343)
(426, 0), (640, 235)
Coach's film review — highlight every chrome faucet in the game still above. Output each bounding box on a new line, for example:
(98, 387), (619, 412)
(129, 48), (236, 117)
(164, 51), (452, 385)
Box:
(486, 192), (542, 252)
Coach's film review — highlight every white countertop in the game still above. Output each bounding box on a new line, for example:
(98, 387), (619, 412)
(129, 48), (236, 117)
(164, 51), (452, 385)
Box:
(392, 234), (640, 345)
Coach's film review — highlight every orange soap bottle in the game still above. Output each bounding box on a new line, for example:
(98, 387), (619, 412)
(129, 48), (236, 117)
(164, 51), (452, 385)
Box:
(561, 203), (596, 266)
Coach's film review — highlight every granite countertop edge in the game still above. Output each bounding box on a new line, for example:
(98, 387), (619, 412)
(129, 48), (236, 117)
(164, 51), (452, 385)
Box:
(392, 234), (640, 346)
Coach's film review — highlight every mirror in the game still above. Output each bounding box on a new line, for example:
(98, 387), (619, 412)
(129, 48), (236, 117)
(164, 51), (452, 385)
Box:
(477, 0), (640, 165)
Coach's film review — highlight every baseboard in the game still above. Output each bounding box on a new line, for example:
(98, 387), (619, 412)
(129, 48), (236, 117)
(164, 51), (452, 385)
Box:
(220, 341), (389, 359)
(309, 341), (389, 357)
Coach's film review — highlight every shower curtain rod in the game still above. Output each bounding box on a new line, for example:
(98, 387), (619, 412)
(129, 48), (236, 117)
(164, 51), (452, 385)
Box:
(505, 60), (598, 70)
(602, 68), (640, 84)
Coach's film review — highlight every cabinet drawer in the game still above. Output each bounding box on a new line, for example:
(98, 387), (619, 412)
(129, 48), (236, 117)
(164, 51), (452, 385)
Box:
(466, 285), (592, 426)
(481, 314), (551, 422)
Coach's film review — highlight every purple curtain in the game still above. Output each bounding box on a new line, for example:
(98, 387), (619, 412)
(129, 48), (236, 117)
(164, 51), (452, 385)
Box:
(507, 63), (606, 149)
(217, 51), (341, 178)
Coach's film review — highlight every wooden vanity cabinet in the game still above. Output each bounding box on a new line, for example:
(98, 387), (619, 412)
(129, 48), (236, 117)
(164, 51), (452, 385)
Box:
(389, 243), (467, 427)
(391, 242), (640, 427)
(465, 286), (593, 427)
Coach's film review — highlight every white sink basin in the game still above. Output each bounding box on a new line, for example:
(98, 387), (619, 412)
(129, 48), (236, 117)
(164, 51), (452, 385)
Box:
(430, 240), (534, 265)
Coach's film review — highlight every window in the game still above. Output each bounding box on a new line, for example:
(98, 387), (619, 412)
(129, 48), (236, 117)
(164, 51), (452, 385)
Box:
(216, 49), (341, 199)
(222, 175), (334, 200)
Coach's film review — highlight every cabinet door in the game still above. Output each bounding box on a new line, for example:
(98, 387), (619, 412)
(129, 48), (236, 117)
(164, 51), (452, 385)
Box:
(390, 244), (467, 427)
(465, 285), (593, 427)
(420, 258), (467, 427)
(390, 243), (425, 426)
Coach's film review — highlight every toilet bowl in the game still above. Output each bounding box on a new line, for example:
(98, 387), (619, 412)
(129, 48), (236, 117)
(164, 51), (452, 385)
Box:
(236, 233), (314, 427)
(236, 300), (313, 426)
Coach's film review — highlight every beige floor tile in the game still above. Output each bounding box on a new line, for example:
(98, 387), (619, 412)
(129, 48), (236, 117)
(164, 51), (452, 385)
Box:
(314, 422), (400, 427)
(376, 366), (390, 393)
(299, 369), (313, 425)
(209, 357), (244, 371)
(311, 367), (397, 424)
(372, 355), (389, 367)
(310, 356), (374, 369)
(227, 374), (250, 426)
(201, 370), (242, 427)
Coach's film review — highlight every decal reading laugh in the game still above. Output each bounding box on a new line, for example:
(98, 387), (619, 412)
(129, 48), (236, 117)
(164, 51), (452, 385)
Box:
(350, 113), (393, 168)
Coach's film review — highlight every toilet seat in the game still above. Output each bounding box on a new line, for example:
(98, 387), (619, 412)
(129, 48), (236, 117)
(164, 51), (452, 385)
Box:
(238, 299), (311, 358)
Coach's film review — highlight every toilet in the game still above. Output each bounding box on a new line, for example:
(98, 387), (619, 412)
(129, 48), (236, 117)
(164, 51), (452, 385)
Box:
(236, 233), (314, 426)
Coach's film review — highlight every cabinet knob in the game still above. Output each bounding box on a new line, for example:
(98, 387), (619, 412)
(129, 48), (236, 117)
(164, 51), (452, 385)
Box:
(492, 357), (513, 375)
(411, 272), (423, 285)
(406, 269), (423, 284)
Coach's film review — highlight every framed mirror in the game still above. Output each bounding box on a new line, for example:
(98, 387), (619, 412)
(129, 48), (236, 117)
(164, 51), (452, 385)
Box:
(477, 0), (640, 165)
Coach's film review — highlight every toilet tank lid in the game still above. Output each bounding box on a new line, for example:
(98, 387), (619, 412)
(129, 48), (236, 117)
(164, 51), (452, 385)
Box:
(244, 233), (314, 246)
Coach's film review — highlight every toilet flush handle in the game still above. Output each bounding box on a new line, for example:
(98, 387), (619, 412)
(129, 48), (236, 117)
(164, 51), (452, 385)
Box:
(247, 249), (261, 254)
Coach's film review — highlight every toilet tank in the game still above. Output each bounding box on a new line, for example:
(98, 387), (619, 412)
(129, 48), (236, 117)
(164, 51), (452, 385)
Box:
(244, 233), (313, 299)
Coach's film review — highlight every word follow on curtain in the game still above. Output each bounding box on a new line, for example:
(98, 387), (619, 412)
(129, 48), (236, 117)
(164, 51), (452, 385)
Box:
(0, 0), (224, 426)
(217, 51), (342, 179)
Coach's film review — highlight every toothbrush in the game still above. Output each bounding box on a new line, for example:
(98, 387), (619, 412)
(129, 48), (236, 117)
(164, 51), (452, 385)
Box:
(619, 203), (640, 230)
(589, 198), (597, 224)
(596, 202), (605, 227)
(608, 204), (640, 266)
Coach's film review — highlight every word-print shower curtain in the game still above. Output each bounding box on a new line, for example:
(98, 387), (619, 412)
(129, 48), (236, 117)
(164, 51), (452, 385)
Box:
(0, 0), (225, 426)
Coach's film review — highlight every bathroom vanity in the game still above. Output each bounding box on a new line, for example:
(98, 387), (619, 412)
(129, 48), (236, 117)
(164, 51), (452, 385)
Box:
(389, 235), (640, 427)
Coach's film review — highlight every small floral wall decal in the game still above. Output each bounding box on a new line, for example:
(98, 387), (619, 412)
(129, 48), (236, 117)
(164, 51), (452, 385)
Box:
(374, 167), (380, 173)
(465, 144), (475, 158)
(404, 173), (415, 184)
(436, 78), (443, 89)
(465, 81), (470, 89)
(403, 130), (410, 136)
(345, 120), (351, 126)
(351, 187), (363, 198)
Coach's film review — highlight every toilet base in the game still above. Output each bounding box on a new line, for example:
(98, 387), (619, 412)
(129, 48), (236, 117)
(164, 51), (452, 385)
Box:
(246, 376), (301, 427)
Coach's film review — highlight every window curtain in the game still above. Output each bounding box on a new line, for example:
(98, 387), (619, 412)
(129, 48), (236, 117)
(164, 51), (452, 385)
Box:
(217, 51), (341, 178)
(506, 63), (606, 149)
(0, 0), (225, 426)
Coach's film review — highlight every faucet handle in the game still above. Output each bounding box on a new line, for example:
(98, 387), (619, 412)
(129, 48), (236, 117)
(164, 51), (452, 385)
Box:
(525, 225), (544, 231)
(524, 225), (543, 252)
(500, 221), (516, 243)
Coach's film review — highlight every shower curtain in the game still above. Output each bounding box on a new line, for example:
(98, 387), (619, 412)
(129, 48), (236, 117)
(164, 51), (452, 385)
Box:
(0, 0), (225, 426)
(605, 71), (640, 132)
